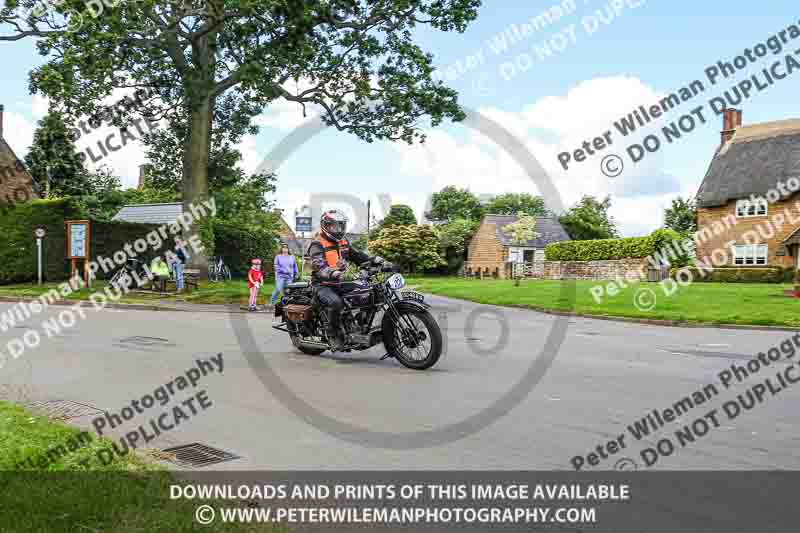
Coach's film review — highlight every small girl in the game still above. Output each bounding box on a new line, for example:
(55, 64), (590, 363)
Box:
(247, 258), (264, 312)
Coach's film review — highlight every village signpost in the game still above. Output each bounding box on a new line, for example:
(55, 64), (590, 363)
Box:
(34, 226), (46, 285)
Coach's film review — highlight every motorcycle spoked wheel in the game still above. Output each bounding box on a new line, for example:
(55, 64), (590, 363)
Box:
(383, 307), (443, 370)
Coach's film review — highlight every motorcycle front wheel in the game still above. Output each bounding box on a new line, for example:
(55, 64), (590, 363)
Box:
(383, 307), (443, 370)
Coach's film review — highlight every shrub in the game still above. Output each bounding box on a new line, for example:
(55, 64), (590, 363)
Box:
(213, 222), (279, 277)
(672, 266), (785, 284)
(545, 229), (682, 262)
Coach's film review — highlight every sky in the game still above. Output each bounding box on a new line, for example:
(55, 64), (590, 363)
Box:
(1, 1), (798, 236)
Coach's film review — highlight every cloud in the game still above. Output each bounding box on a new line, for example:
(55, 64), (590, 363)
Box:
(1, 109), (36, 159)
(31, 93), (49, 119)
(254, 99), (319, 131)
(387, 76), (685, 236)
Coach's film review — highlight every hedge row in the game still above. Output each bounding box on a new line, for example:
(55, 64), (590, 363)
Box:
(545, 229), (682, 262)
(672, 266), (794, 284)
(0, 199), (79, 283)
(0, 199), (282, 283)
(213, 222), (279, 277)
(0, 198), (173, 283)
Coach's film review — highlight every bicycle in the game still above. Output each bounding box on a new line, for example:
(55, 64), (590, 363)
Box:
(109, 258), (150, 291)
(208, 256), (232, 282)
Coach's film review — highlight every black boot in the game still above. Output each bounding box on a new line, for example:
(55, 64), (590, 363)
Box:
(329, 333), (346, 352)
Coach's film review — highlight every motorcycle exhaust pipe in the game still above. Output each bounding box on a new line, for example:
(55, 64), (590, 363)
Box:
(298, 339), (329, 350)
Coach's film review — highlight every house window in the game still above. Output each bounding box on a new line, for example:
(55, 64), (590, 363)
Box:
(733, 244), (768, 265)
(735, 198), (768, 217)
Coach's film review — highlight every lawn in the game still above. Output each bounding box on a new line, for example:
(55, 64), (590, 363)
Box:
(0, 401), (288, 532)
(406, 277), (800, 328)
(0, 279), (278, 307)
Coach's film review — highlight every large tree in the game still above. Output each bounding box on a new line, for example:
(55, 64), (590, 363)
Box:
(559, 195), (618, 241)
(435, 217), (478, 273)
(664, 196), (697, 235)
(426, 185), (484, 223)
(485, 193), (549, 217)
(24, 110), (87, 198)
(3, 0), (480, 268)
(379, 204), (417, 229)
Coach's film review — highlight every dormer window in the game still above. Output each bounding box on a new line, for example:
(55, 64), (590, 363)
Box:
(735, 198), (767, 217)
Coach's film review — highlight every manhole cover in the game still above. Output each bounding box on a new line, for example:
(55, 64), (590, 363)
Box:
(26, 400), (104, 420)
(114, 336), (176, 351)
(160, 443), (240, 468)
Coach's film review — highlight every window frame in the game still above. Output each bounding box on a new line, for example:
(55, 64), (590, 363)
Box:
(735, 198), (768, 218)
(733, 244), (768, 266)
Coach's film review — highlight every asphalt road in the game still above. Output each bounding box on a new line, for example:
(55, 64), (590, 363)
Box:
(0, 296), (797, 471)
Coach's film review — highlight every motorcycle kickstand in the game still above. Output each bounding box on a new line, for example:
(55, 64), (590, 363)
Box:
(380, 352), (395, 361)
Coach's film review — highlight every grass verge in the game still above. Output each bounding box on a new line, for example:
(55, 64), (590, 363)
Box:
(0, 280), (278, 307)
(407, 277), (800, 328)
(0, 401), (288, 532)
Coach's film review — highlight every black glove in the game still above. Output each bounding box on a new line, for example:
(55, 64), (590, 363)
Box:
(331, 270), (344, 281)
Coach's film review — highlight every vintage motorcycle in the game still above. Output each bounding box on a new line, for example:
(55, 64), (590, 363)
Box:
(273, 259), (443, 370)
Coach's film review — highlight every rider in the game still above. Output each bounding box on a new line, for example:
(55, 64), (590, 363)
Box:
(307, 210), (388, 351)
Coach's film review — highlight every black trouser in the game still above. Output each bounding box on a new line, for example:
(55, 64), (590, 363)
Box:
(316, 286), (344, 337)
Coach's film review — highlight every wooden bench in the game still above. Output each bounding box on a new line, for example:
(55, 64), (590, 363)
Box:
(148, 268), (200, 293)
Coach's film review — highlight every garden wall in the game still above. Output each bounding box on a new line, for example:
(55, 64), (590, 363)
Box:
(541, 258), (650, 281)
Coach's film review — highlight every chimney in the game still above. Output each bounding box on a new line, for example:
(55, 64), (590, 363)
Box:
(721, 108), (742, 144)
(0, 105), (4, 140)
(138, 164), (147, 189)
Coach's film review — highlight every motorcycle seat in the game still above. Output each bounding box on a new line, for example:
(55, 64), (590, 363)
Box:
(287, 281), (310, 290)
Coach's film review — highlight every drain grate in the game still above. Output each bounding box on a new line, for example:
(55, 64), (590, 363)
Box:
(160, 443), (240, 468)
(26, 400), (104, 420)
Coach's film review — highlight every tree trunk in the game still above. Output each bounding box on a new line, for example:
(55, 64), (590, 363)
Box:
(183, 96), (213, 277)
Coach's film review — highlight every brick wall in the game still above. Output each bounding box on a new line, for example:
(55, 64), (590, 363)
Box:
(465, 219), (508, 277)
(540, 258), (650, 281)
(0, 139), (37, 205)
(696, 198), (800, 268)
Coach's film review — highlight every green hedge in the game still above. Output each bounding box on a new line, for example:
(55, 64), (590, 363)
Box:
(545, 229), (682, 262)
(0, 198), (175, 283)
(672, 266), (790, 284)
(0, 199), (79, 283)
(213, 222), (279, 277)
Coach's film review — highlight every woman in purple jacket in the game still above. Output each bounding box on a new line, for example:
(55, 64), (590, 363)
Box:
(270, 243), (299, 306)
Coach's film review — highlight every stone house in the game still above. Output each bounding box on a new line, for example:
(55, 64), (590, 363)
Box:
(465, 214), (571, 278)
(695, 109), (800, 268)
(0, 105), (39, 205)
